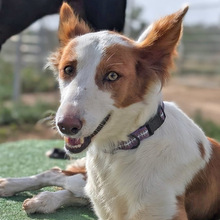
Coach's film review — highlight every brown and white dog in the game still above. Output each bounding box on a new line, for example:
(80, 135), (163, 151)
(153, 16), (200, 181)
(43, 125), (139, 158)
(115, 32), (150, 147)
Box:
(1, 3), (220, 220)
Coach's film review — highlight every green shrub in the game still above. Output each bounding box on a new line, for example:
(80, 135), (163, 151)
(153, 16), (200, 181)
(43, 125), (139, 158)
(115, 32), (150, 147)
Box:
(0, 59), (13, 101)
(0, 58), (57, 102)
(194, 112), (220, 141)
(21, 67), (57, 93)
(0, 102), (57, 125)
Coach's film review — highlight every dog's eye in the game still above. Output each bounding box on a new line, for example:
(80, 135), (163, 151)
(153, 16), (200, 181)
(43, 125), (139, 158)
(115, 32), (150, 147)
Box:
(105, 72), (120, 82)
(64, 65), (74, 75)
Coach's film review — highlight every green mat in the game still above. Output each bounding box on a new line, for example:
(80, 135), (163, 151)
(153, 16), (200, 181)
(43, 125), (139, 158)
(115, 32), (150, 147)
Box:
(0, 140), (97, 220)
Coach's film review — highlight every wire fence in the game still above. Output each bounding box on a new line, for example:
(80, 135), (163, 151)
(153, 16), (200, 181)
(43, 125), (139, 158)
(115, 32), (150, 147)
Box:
(180, 26), (220, 76)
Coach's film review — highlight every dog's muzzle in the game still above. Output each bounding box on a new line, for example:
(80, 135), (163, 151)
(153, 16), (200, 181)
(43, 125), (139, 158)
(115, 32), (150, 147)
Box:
(64, 114), (111, 154)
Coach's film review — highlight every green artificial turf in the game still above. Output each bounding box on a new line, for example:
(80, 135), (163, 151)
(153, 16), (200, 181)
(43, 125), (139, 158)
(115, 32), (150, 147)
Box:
(0, 140), (97, 220)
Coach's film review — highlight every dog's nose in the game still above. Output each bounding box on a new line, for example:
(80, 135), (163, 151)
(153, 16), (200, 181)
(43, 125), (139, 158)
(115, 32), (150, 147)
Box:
(57, 116), (82, 135)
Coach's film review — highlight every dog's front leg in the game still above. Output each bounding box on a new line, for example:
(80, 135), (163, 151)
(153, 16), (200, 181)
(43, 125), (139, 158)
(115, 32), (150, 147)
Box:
(0, 168), (63, 196)
(23, 189), (89, 214)
(0, 167), (82, 197)
(21, 171), (88, 214)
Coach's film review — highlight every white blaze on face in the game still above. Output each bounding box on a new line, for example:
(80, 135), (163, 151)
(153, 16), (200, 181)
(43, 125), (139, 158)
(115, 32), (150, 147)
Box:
(57, 31), (129, 138)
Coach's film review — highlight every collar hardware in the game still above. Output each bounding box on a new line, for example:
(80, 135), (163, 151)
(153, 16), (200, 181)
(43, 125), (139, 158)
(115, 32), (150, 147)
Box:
(116, 102), (166, 151)
(145, 104), (165, 135)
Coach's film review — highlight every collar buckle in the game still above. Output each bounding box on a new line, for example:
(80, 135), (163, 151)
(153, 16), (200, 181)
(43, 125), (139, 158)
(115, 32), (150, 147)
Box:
(146, 105), (166, 135)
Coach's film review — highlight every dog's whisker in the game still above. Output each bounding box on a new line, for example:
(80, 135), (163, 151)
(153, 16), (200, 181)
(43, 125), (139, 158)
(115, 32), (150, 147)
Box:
(106, 52), (116, 62)
(106, 62), (123, 68)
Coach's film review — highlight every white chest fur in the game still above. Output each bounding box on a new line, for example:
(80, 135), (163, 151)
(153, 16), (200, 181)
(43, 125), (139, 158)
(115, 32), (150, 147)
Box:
(85, 103), (211, 220)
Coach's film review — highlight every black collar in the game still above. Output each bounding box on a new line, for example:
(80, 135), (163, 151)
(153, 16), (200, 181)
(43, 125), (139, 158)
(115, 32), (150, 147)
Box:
(116, 102), (166, 151)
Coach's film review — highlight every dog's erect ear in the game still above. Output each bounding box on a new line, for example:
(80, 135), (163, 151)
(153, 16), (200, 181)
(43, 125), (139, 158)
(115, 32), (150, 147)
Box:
(58, 3), (91, 46)
(137, 6), (188, 84)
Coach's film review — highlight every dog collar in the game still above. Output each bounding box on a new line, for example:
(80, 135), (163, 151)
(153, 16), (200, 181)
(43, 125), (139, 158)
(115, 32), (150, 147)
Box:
(117, 102), (166, 151)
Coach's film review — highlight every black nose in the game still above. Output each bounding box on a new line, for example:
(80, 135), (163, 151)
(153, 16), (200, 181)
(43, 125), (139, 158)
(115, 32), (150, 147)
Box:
(57, 116), (82, 135)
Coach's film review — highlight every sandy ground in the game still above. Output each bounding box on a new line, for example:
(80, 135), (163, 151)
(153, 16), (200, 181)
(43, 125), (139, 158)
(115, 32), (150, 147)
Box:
(4, 75), (220, 142)
(163, 75), (220, 124)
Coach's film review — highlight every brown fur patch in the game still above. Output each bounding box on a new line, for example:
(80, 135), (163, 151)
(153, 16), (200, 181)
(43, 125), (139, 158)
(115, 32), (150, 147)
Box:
(172, 196), (188, 220)
(49, 3), (91, 72)
(48, 48), (63, 72)
(57, 40), (78, 80)
(95, 43), (158, 108)
(137, 6), (188, 85)
(49, 39), (78, 80)
(198, 142), (206, 159)
(59, 3), (91, 46)
(95, 8), (188, 108)
(62, 167), (86, 175)
(185, 137), (220, 220)
(62, 164), (87, 180)
(62, 170), (87, 181)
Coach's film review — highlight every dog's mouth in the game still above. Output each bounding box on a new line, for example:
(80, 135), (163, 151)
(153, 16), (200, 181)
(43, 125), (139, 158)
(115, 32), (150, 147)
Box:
(64, 114), (111, 154)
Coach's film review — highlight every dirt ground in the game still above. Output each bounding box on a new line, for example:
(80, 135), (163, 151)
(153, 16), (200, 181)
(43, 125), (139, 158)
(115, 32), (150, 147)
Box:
(163, 75), (220, 124)
(5, 75), (220, 142)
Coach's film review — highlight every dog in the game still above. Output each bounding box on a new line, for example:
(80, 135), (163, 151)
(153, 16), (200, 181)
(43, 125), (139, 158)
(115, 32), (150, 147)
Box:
(1, 3), (220, 220)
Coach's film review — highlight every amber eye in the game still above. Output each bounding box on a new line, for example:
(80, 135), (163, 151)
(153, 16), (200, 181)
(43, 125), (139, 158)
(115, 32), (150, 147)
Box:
(64, 65), (74, 75)
(105, 72), (120, 82)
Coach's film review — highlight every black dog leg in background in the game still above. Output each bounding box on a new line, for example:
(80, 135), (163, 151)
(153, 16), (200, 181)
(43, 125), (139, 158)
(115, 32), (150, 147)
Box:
(0, 0), (126, 49)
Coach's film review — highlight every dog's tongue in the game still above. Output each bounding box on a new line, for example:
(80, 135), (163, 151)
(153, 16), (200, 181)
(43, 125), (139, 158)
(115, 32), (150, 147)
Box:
(66, 137), (81, 146)
(64, 136), (91, 154)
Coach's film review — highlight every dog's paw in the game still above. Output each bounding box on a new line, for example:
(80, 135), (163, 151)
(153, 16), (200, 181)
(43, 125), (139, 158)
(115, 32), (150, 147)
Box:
(23, 191), (60, 214)
(0, 178), (16, 197)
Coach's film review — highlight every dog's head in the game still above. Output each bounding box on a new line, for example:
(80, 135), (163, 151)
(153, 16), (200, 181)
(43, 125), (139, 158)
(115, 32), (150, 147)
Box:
(49, 3), (188, 153)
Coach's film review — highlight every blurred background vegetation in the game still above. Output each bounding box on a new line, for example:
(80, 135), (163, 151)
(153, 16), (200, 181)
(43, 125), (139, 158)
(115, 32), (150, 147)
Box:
(0, 1), (220, 143)
(0, 26), (59, 142)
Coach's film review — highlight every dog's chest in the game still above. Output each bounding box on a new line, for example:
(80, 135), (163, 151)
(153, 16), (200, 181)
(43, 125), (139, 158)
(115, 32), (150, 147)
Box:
(85, 152), (128, 219)
(85, 148), (182, 220)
